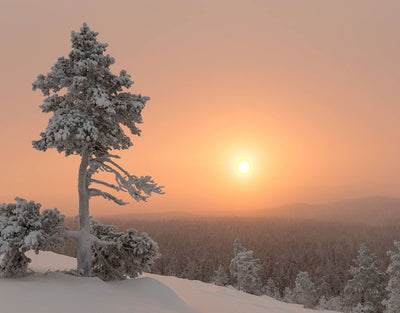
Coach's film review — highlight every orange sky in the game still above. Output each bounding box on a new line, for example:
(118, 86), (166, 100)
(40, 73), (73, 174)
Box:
(1, 0), (400, 216)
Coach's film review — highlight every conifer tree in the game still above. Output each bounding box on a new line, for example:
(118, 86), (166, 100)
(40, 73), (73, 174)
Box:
(229, 238), (261, 295)
(213, 265), (229, 286)
(382, 241), (400, 313)
(292, 271), (317, 308)
(343, 243), (386, 313)
(262, 277), (280, 299)
(32, 23), (163, 276)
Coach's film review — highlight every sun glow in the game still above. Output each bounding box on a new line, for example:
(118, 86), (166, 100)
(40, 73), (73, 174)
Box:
(237, 159), (251, 175)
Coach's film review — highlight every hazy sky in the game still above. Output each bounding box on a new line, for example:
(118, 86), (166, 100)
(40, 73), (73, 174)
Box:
(1, 0), (400, 216)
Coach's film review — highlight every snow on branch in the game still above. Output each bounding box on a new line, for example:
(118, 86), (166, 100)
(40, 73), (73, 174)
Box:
(87, 154), (164, 205)
(89, 188), (128, 206)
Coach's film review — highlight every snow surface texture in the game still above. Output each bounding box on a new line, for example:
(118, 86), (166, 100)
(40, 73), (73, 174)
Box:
(0, 251), (340, 313)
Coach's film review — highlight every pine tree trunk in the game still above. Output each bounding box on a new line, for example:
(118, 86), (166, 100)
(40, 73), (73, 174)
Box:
(77, 146), (91, 276)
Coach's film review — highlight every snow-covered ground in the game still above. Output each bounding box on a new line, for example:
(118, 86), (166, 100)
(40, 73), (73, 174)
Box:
(0, 251), (339, 313)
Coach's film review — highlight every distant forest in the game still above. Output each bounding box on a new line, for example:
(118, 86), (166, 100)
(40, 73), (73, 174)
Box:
(59, 216), (400, 298)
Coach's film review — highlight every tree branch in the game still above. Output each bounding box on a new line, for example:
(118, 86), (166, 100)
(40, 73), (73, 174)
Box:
(90, 179), (121, 191)
(89, 188), (128, 205)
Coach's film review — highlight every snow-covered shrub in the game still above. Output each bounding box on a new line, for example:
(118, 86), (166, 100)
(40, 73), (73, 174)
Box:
(213, 265), (229, 286)
(317, 296), (344, 311)
(0, 197), (65, 277)
(181, 259), (200, 280)
(343, 243), (386, 313)
(229, 238), (261, 295)
(283, 287), (294, 302)
(292, 271), (317, 308)
(262, 277), (280, 299)
(349, 303), (375, 313)
(382, 241), (400, 313)
(90, 219), (160, 281)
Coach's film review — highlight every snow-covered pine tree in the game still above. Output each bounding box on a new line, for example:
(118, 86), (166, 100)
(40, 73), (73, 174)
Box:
(382, 241), (400, 313)
(229, 238), (262, 295)
(213, 265), (229, 286)
(32, 23), (163, 276)
(0, 198), (65, 277)
(292, 271), (317, 308)
(343, 243), (386, 313)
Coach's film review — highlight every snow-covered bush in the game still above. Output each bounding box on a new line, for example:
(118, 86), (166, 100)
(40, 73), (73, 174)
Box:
(213, 265), (229, 286)
(262, 277), (280, 299)
(382, 241), (400, 313)
(349, 303), (375, 313)
(283, 287), (294, 302)
(343, 243), (386, 313)
(292, 271), (317, 308)
(317, 296), (344, 311)
(0, 197), (65, 277)
(229, 238), (261, 295)
(90, 220), (160, 281)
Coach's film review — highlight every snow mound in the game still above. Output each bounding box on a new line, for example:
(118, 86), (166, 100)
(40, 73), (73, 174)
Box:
(0, 251), (340, 313)
(26, 250), (76, 273)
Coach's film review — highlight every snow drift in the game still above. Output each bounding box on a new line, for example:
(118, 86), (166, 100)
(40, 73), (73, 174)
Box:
(0, 251), (340, 313)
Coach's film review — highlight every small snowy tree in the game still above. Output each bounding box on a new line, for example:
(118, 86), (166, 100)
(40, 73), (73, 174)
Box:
(213, 265), (229, 286)
(90, 219), (160, 280)
(343, 243), (386, 313)
(229, 238), (262, 295)
(181, 259), (200, 280)
(0, 198), (65, 277)
(292, 271), (317, 308)
(262, 277), (280, 299)
(32, 23), (163, 276)
(382, 241), (400, 313)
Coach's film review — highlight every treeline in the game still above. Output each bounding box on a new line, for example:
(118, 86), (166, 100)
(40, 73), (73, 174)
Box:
(58, 216), (400, 311)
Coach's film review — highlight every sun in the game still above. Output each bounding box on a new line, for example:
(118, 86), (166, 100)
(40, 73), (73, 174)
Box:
(237, 159), (251, 175)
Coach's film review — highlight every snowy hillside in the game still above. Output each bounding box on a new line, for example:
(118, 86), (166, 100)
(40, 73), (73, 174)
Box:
(0, 251), (340, 313)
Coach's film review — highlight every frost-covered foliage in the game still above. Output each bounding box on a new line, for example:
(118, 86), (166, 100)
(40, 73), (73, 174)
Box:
(0, 198), (64, 277)
(382, 241), (400, 313)
(229, 238), (261, 295)
(349, 303), (375, 313)
(317, 296), (344, 312)
(90, 220), (160, 281)
(213, 265), (229, 286)
(283, 287), (294, 302)
(32, 23), (148, 157)
(292, 271), (317, 308)
(87, 154), (163, 206)
(262, 277), (280, 299)
(343, 243), (386, 313)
